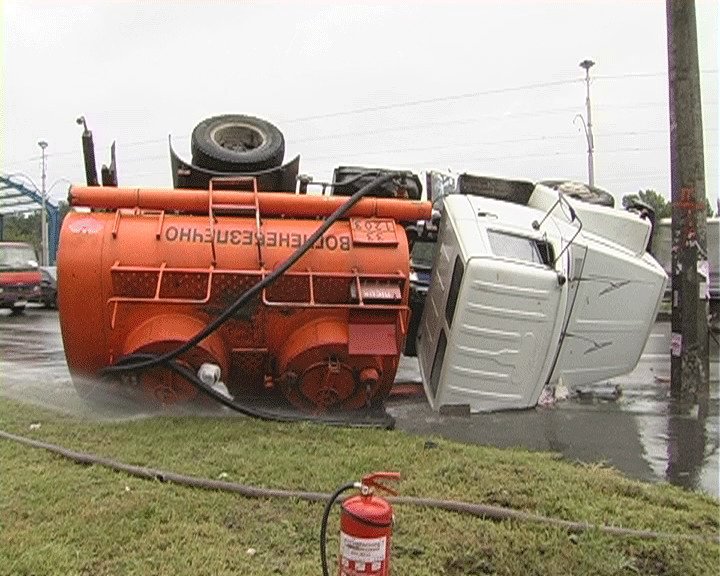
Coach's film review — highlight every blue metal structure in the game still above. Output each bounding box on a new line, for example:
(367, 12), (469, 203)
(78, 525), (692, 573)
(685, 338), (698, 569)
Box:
(0, 173), (61, 265)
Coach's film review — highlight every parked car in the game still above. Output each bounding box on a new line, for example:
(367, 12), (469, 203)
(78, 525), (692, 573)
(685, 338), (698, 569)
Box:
(37, 266), (57, 308)
(0, 241), (42, 314)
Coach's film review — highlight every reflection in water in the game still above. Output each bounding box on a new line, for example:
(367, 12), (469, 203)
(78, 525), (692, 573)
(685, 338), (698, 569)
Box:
(621, 322), (720, 496)
(666, 396), (719, 492)
(542, 409), (570, 454)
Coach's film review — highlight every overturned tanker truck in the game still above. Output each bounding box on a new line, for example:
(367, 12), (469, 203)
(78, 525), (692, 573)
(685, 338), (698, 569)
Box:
(59, 115), (431, 425)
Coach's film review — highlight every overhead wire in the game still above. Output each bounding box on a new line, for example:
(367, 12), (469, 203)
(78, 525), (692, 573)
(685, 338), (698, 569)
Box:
(302, 144), (718, 166)
(3, 69), (716, 194)
(593, 69), (718, 81)
(277, 78), (585, 123)
(6, 69), (717, 168)
(278, 71), (718, 123)
(5, 99), (698, 166)
(13, 125), (717, 175)
(7, 70), (718, 166)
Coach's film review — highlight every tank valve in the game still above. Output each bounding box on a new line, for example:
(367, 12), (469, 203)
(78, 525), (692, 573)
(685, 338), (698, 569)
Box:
(198, 363), (232, 399)
(360, 368), (380, 408)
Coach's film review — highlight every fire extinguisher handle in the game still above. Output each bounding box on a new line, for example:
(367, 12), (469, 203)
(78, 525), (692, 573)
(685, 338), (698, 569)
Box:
(361, 471), (401, 495)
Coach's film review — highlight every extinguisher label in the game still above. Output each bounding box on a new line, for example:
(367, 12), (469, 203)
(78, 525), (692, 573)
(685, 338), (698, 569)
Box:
(340, 532), (387, 564)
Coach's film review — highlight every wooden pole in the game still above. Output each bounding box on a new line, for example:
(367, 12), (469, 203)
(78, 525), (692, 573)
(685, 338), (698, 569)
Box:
(667, 0), (709, 400)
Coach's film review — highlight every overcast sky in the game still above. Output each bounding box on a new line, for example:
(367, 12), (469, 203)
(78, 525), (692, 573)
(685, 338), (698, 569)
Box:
(1, 0), (717, 209)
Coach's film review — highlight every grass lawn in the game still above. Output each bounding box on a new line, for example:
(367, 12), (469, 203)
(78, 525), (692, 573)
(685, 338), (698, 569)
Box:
(0, 396), (718, 575)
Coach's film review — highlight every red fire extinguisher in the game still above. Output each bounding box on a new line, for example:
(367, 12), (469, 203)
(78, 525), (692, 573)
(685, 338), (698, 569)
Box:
(321, 472), (400, 576)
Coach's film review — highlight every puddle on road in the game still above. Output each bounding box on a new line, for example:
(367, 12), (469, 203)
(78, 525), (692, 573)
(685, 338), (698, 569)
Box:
(0, 309), (242, 422)
(391, 333), (719, 498)
(1, 309), (718, 497)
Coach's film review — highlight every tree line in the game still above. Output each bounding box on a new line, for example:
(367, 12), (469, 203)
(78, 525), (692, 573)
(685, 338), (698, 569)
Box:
(621, 189), (716, 219)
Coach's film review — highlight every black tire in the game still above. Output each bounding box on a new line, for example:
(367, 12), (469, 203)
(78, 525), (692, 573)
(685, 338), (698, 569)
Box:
(191, 114), (285, 173)
(540, 180), (615, 208)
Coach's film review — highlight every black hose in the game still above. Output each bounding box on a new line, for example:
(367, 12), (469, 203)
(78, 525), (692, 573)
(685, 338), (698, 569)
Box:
(160, 356), (394, 428)
(320, 482), (357, 576)
(99, 172), (401, 426)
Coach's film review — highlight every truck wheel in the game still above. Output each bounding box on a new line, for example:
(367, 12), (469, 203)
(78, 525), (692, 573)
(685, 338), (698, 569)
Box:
(191, 114), (285, 173)
(540, 180), (615, 208)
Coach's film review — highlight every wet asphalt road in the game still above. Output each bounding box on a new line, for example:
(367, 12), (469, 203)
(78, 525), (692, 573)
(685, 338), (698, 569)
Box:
(1, 307), (718, 496)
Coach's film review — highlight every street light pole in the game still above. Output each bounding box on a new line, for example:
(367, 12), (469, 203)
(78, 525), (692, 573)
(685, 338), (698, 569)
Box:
(38, 140), (48, 266)
(579, 59), (595, 187)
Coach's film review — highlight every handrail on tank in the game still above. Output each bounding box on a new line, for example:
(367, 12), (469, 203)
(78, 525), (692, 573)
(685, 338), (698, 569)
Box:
(68, 186), (433, 222)
(106, 264), (409, 330)
(111, 208), (166, 239)
(261, 269), (407, 308)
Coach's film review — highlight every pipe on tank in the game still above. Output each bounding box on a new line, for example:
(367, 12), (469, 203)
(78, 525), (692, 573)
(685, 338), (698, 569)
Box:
(77, 117), (99, 187)
(68, 186), (432, 222)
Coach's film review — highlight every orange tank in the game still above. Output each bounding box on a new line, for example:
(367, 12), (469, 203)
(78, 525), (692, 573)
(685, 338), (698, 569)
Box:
(58, 184), (432, 412)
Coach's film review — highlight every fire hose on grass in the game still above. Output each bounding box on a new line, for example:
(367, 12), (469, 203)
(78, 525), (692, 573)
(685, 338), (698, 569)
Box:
(1, 429), (715, 549)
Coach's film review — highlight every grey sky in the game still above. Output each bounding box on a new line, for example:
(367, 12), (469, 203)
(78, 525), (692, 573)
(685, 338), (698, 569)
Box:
(1, 1), (717, 208)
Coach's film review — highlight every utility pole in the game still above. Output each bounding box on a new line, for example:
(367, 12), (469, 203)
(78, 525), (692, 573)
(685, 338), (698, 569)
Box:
(667, 0), (709, 401)
(38, 140), (48, 266)
(579, 59), (595, 188)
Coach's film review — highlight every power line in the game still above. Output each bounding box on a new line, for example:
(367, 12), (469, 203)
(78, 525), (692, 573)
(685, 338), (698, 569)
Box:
(390, 145), (715, 170)
(56, 129), (717, 169)
(278, 78), (586, 123)
(593, 69), (717, 81)
(2, 135), (189, 167)
(0, 80), (580, 166)
(302, 142), (717, 164)
(5, 95), (717, 169)
(279, 70), (717, 124)
(291, 106), (580, 143)
(599, 174), (720, 186)
(8, 70), (720, 166)
(290, 100), (717, 145)
(6, 117), (716, 173)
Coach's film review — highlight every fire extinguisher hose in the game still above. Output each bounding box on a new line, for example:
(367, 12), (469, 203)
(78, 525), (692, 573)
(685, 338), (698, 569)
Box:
(320, 482), (357, 576)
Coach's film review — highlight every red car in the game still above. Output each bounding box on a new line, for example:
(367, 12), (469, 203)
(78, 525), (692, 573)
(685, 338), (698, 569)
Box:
(0, 242), (42, 314)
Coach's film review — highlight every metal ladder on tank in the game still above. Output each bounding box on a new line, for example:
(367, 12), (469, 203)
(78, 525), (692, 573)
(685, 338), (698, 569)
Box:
(208, 176), (264, 269)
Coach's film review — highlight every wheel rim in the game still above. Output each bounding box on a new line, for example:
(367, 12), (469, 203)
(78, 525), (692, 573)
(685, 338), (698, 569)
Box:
(210, 123), (265, 153)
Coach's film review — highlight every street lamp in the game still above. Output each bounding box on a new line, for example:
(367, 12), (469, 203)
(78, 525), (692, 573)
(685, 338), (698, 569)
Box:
(579, 59), (595, 187)
(37, 140), (48, 266)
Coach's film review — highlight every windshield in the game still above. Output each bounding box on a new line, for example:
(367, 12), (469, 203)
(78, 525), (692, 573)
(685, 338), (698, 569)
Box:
(487, 230), (549, 265)
(0, 245), (39, 270)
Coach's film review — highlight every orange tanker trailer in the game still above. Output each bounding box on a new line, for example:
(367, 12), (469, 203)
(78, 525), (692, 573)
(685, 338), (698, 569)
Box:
(59, 170), (431, 420)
